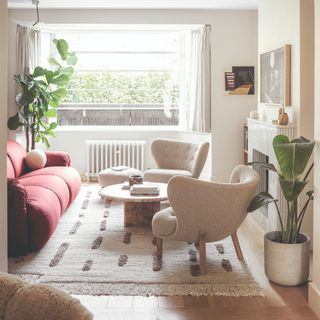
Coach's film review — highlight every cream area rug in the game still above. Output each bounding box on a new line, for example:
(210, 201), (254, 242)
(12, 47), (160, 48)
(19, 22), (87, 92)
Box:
(9, 184), (264, 297)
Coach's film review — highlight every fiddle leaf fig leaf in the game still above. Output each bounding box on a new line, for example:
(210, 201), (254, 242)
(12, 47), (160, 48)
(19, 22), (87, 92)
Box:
(66, 52), (78, 66)
(48, 57), (61, 67)
(55, 39), (68, 61)
(7, 113), (21, 130)
(33, 66), (47, 78)
(50, 74), (69, 86)
(51, 88), (67, 100)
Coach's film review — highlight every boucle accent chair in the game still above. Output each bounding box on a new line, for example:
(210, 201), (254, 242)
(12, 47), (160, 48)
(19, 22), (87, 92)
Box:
(143, 138), (210, 183)
(152, 165), (260, 274)
(0, 273), (92, 320)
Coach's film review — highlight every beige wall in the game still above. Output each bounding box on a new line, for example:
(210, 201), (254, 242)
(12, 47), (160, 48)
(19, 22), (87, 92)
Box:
(309, 0), (320, 317)
(0, 0), (8, 272)
(8, 9), (258, 182)
(258, 0), (315, 238)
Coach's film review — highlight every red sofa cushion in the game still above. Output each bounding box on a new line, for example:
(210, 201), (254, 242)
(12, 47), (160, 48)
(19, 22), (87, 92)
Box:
(7, 140), (27, 178)
(7, 157), (15, 179)
(20, 166), (81, 204)
(7, 179), (29, 256)
(19, 175), (70, 214)
(25, 186), (61, 252)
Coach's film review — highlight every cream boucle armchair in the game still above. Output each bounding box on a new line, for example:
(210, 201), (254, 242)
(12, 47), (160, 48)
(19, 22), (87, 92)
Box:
(152, 165), (260, 274)
(143, 139), (210, 183)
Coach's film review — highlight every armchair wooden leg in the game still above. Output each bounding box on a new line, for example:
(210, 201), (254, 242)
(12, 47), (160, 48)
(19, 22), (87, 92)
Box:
(231, 231), (244, 261)
(199, 230), (206, 275)
(156, 238), (163, 260)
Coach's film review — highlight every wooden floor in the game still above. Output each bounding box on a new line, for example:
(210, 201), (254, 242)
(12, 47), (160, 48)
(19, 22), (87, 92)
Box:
(74, 216), (318, 320)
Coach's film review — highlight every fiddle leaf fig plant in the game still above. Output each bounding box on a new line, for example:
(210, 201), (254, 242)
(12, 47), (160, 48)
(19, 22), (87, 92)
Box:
(247, 135), (315, 244)
(7, 39), (77, 151)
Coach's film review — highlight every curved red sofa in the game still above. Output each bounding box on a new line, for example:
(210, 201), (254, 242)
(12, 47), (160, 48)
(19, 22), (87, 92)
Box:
(7, 140), (81, 257)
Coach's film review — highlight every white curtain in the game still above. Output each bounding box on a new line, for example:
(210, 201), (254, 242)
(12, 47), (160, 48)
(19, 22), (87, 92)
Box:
(16, 25), (41, 76)
(180, 25), (211, 133)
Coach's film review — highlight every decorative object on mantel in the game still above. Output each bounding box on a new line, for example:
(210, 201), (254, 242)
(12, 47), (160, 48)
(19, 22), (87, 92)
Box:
(9, 185), (264, 297)
(278, 104), (289, 125)
(225, 66), (254, 95)
(260, 44), (291, 106)
(247, 135), (315, 286)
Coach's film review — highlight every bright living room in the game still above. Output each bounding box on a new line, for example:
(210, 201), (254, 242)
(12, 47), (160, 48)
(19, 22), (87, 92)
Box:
(1, 0), (320, 320)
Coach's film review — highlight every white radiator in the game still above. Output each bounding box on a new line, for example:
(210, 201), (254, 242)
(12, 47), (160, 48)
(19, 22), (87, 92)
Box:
(85, 140), (146, 181)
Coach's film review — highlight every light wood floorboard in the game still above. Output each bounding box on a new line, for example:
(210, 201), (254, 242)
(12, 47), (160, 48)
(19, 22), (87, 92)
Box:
(74, 215), (318, 319)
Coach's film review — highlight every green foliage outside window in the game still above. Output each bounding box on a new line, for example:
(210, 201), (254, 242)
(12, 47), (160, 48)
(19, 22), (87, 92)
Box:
(63, 71), (179, 105)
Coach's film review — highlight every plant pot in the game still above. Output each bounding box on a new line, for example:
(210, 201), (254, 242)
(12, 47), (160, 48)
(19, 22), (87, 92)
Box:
(264, 231), (310, 286)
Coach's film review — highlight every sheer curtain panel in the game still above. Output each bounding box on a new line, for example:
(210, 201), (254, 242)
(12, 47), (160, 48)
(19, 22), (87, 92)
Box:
(182, 25), (211, 133)
(16, 25), (41, 76)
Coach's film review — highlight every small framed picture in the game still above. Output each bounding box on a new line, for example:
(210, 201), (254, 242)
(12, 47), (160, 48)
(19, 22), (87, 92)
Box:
(225, 66), (255, 95)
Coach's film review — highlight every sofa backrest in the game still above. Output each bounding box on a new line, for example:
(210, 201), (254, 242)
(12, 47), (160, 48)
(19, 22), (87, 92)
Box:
(7, 140), (27, 178)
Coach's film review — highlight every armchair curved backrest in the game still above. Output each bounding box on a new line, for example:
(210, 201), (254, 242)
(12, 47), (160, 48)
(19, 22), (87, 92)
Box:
(167, 165), (259, 243)
(150, 139), (210, 178)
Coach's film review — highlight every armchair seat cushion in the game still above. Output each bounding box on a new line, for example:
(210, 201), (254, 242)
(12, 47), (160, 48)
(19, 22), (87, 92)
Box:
(152, 207), (177, 237)
(143, 168), (192, 183)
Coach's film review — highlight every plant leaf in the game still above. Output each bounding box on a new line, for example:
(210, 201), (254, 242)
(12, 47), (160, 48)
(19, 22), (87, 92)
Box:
(51, 88), (68, 100)
(49, 122), (58, 130)
(32, 66), (47, 78)
(279, 178), (308, 202)
(59, 67), (74, 76)
(248, 162), (278, 173)
(273, 135), (315, 180)
(50, 74), (69, 86)
(45, 71), (54, 84)
(45, 109), (57, 118)
(66, 53), (78, 66)
(7, 113), (21, 130)
(55, 39), (68, 61)
(247, 192), (277, 212)
(48, 57), (61, 67)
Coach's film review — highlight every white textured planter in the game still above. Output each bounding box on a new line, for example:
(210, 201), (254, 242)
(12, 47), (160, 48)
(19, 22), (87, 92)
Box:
(264, 231), (310, 286)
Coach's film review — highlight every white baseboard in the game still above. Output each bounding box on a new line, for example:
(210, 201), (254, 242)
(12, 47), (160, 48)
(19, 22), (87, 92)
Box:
(309, 282), (320, 319)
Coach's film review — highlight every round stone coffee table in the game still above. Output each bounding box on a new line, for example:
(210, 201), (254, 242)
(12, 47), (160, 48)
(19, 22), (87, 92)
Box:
(99, 183), (168, 227)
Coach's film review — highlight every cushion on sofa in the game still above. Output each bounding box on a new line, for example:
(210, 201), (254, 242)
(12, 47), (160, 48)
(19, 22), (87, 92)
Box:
(25, 186), (62, 251)
(26, 149), (47, 170)
(20, 166), (81, 204)
(19, 175), (70, 213)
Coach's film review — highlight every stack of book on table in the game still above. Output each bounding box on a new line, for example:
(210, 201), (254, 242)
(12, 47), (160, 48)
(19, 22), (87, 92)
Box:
(130, 184), (160, 196)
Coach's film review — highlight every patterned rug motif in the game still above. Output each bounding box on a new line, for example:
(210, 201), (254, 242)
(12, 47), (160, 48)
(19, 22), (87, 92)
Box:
(9, 185), (264, 297)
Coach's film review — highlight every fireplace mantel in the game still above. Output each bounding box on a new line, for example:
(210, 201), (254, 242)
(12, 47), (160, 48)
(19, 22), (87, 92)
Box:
(247, 118), (297, 231)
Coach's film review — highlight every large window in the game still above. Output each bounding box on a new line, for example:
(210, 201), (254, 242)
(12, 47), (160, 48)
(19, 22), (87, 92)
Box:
(41, 27), (182, 126)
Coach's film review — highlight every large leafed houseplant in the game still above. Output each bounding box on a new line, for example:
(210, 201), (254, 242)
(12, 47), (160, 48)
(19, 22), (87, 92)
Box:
(7, 39), (77, 151)
(247, 134), (315, 286)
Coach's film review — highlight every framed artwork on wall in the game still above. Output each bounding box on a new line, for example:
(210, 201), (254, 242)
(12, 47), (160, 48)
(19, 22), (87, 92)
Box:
(225, 66), (254, 95)
(260, 44), (291, 106)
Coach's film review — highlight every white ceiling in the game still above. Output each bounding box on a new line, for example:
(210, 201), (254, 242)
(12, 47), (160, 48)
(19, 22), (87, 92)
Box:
(8, 0), (258, 10)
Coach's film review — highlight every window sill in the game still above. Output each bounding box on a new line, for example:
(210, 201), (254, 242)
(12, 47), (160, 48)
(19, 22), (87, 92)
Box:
(55, 126), (211, 136)
(55, 125), (182, 132)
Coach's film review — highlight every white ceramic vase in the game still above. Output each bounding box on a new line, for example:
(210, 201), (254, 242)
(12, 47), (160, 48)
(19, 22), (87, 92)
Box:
(264, 231), (310, 286)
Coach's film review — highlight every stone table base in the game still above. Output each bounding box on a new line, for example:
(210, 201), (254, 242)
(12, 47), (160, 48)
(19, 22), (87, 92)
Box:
(124, 201), (161, 227)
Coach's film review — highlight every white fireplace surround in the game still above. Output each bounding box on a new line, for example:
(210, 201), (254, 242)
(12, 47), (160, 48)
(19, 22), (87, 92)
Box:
(247, 119), (296, 231)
